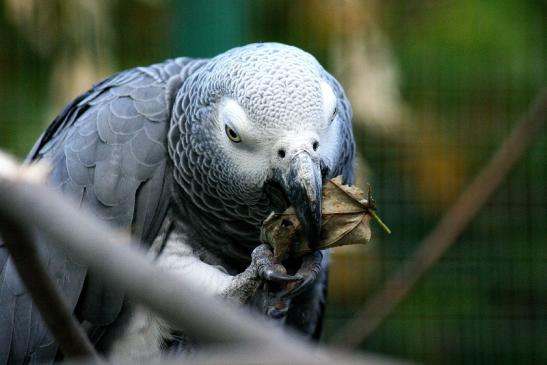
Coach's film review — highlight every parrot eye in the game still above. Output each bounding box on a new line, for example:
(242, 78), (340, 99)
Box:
(225, 124), (242, 143)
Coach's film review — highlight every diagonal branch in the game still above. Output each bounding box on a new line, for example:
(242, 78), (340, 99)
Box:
(0, 215), (100, 362)
(331, 88), (547, 348)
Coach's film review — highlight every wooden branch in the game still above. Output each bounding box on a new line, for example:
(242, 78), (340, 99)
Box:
(331, 89), (547, 348)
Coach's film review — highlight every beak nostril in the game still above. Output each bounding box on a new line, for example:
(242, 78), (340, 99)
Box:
(312, 141), (319, 151)
(278, 149), (286, 159)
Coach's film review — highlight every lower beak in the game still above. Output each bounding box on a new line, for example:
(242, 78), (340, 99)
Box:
(280, 151), (322, 248)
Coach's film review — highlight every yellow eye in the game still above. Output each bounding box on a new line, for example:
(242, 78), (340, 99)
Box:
(225, 124), (241, 143)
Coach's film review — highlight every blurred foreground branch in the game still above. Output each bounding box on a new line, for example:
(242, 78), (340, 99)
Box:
(0, 153), (407, 364)
(332, 88), (547, 348)
(0, 218), (99, 361)
(0, 154), (99, 361)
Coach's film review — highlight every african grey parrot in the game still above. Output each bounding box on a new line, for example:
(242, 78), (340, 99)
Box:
(0, 43), (355, 363)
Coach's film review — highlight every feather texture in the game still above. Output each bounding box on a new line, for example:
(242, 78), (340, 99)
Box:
(0, 57), (204, 364)
(0, 44), (356, 362)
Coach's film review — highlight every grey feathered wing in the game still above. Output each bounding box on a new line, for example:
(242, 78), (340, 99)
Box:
(0, 58), (197, 364)
(321, 70), (356, 186)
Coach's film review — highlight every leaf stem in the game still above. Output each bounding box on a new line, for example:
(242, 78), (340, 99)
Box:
(370, 210), (391, 234)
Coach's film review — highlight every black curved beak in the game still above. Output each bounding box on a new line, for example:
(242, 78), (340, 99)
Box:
(279, 151), (323, 248)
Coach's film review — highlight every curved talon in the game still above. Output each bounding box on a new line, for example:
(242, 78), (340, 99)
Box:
(260, 268), (300, 283)
(281, 250), (323, 299)
(252, 243), (301, 283)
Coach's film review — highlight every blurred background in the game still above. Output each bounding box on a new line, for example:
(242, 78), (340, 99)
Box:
(0, 0), (545, 363)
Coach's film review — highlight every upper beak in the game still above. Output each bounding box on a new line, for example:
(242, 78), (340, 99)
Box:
(279, 151), (323, 248)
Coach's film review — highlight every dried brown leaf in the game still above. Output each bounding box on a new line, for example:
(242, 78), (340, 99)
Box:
(261, 176), (374, 260)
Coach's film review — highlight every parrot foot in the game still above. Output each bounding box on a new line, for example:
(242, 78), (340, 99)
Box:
(224, 245), (324, 317)
(253, 243), (300, 283)
(252, 244), (323, 298)
(280, 250), (323, 300)
(251, 244), (324, 322)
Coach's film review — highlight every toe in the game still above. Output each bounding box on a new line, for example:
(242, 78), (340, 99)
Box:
(281, 251), (323, 299)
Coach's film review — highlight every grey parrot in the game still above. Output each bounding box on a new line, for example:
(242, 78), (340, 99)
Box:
(0, 43), (355, 363)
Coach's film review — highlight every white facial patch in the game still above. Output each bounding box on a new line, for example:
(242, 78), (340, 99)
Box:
(217, 97), (270, 182)
(320, 81), (337, 125)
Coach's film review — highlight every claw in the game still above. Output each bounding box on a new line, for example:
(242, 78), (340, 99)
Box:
(252, 244), (301, 283)
(250, 245), (325, 320)
(260, 267), (301, 283)
(281, 250), (323, 299)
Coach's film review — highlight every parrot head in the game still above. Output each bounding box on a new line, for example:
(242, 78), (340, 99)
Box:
(169, 43), (347, 250)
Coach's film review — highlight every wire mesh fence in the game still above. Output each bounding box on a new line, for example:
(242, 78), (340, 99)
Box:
(321, 3), (546, 362)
